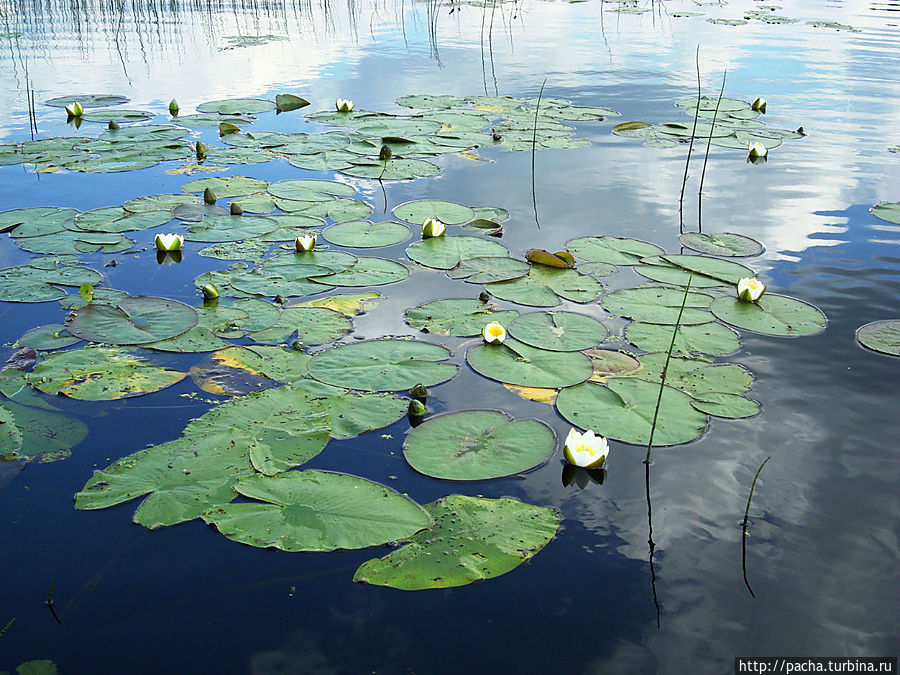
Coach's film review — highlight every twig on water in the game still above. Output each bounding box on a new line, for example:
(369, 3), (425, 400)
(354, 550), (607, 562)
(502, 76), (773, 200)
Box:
(0, 617), (14, 638)
(698, 69), (727, 233)
(679, 46), (702, 234)
(45, 581), (62, 624)
(531, 78), (546, 229)
(742, 455), (771, 598)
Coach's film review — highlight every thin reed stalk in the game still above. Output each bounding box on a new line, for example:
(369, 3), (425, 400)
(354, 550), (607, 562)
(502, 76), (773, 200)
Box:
(678, 46), (702, 234)
(697, 69), (727, 232)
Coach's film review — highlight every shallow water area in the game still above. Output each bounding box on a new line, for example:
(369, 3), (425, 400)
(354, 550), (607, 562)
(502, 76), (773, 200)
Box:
(1, 0), (899, 672)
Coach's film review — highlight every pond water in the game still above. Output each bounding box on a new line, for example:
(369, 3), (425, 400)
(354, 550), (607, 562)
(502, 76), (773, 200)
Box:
(1, 0), (899, 672)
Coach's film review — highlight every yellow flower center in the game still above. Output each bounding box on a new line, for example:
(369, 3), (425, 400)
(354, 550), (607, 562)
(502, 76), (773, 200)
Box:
(577, 443), (596, 457)
(488, 326), (503, 337)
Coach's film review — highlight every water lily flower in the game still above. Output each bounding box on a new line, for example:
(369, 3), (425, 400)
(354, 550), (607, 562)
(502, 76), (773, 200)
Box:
(65, 101), (84, 117)
(295, 234), (316, 252)
(751, 96), (767, 113)
(154, 233), (184, 251)
(737, 276), (766, 302)
(335, 98), (355, 113)
(563, 428), (609, 469)
(422, 218), (446, 238)
(748, 141), (768, 159)
(482, 321), (506, 344)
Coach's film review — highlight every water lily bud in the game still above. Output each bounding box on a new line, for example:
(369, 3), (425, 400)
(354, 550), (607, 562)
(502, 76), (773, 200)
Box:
(408, 399), (426, 416)
(169, 99), (179, 116)
(108, 120), (120, 130)
(203, 187), (217, 204)
(274, 295), (286, 305)
(736, 277), (766, 302)
(751, 96), (767, 113)
(422, 218), (446, 238)
(482, 321), (506, 344)
(410, 383), (428, 399)
(291, 340), (305, 351)
(295, 234), (316, 252)
(748, 141), (768, 159)
(195, 141), (207, 160)
(65, 101), (84, 117)
(200, 284), (219, 301)
(230, 202), (243, 216)
(563, 428), (609, 469)
(478, 291), (490, 303)
(335, 98), (355, 113)
(154, 233), (184, 251)
(379, 145), (392, 161)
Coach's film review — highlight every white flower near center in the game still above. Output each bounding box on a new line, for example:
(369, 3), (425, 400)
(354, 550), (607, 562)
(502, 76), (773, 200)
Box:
(335, 98), (355, 113)
(737, 276), (766, 302)
(154, 233), (184, 251)
(482, 321), (506, 344)
(748, 141), (768, 159)
(422, 218), (446, 238)
(563, 428), (609, 469)
(295, 234), (317, 252)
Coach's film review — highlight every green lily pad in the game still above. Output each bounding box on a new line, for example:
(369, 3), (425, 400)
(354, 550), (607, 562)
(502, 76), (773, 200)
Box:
(353, 495), (560, 590)
(6, 208), (78, 237)
(13, 661), (58, 675)
(856, 319), (900, 356)
(661, 254), (756, 284)
(0, 405), (21, 456)
(267, 178), (356, 201)
(173, 203), (230, 221)
(275, 94), (310, 112)
(17, 324), (81, 350)
(710, 294), (827, 337)
(198, 239), (271, 261)
(75, 431), (256, 528)
(340, 158), (441, 180)
(690, 393), (760, 419)
(310, 257), (409, 287)
(196, 98), (276, 115)
(294, 198), (374, 223)
(181, 176), (269, 198)
(248, 306), (352, 345)
(123, 193), (196, 214)
(871, 202), (900, 225)
(467, 338), (593, 388)
(679, 232), (764, 257)
(485, 266), (603, 307)
(403, 410), (555, 481)
(625, 321), (741, 357)
(393, 199), (476, 225)
(322, 220), (410, 247)
(184, 215), (277, 242)
(567, 236), (665, 264)
(406, 235), (509, 270)
(172, 113), (256, 129)
(1, 398), (89, 461)
(74, 208), (172, 233)
(406, 299), (519, 337)
(624, 352), (753, 397)
(144, 305), (250, 352)
(308, 339), (457, 392)
(231, 193), (277, 214)
(633, 258), (727, 288)
(65, 296), (198, 344)
(28, 346), (186, 400)
(202, 471), (431, 551)
(0, 261), (102, 303)
(79, 109), (154, 123)
(556, 378), (708, 446)
(446, 256), (530, 284)
(508, 311), (607, 351)
(44, 93), (130, 108)
(601, 286), (714, 325)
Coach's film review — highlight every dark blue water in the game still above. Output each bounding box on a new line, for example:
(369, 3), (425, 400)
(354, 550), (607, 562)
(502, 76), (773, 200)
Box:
(1, 0), (898, 671)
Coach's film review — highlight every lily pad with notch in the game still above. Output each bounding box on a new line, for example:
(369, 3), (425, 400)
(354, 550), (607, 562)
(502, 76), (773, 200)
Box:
(679, 232), (763, 257)
(567, 236), (665, 265)
(323, 220), (410, 248)
(856, 319), (900, 356)
(508, 311), (607, 351)
(406, 235), (509, 270)
(393, 200), (476, 225)
(406, 298), (519, 337)
(601, 286), (714, 325)
(65, 296), (198, 344)
(467, 338), (593, 388)
(447, 257), (530, 284)
(625, 321), (741, 357)
(710, 294), (827, 337)
(485, 265), (603, 307)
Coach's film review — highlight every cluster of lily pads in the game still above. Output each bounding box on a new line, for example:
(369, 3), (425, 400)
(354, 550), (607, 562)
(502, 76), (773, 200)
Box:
(0, 92), (617, 176)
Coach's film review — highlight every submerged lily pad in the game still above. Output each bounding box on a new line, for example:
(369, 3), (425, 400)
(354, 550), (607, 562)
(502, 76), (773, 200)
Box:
(29, 346), (186, 400)
(855, 320), (900, 356)
(404, 410), (555, 480)
(508, 311), (607, 351)
(467, 338), (593, 388)
(65, 297), (198, 344)
(556, 378), (708, 446)
(309, 339), (457, 392)
(202, 471), (432, 551)
(407, 299), (519, 337)
(679, 232), (763, 257)
(353, 495), (560, 590)
(710, 294), (827, 337)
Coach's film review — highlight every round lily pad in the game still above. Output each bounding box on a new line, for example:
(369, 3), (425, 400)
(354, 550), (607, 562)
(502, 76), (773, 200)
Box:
(871, 202), (900, 225)
(18, 324), (81, 350)
(181, 176), (269, 198)
(855, 320), (900, 356)
(485, 266), (603, 307)
(710, 294), (827, 337)
(508, 311), (607, 351)
(633, 259), (727, 288)
(406, 236), (509, 270)
(661, 254), (755, 284)
(467, 338), (593, 388)
(353, 495), (560, 590)
(446, 256), (530, 284)
(679, 232), (763, 257)
(403, 410), (556, 480)
(248, 306), (352, 345)
(690, 393), (760, 419)
(407, 299), (519, 337)
(625, 321), (741, 357)
(44, 94), (130, 108)
(267, 178), (356, 201)
(340, 158), (441, 180)
(65, 296), (198, 344)
(556, 378), (708, 446)
(308, 339), (458, 392)
(567, 236), (664, 265)
(309, 257), (409, 287)
(322, 220), (410, 248)
(601, 286), (714, 325)
(196, 98), (276, 115)
(393, 199), (476, 225)
(202, 471), (432, 552)
(184, 216), (278, 242)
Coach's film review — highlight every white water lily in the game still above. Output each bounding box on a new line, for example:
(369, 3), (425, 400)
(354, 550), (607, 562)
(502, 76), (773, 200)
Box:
(737, 276), (766, 302)
(335, 98), (355, 113)
(422, 218), (446, 238)
(748, 141), (768, 159)
(751, 96), (767, 112)
(482, 321), (506, 344)
(154, 233), (183, 251)
(295, 234), (317, 252)
(563, 428), (609, 469)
